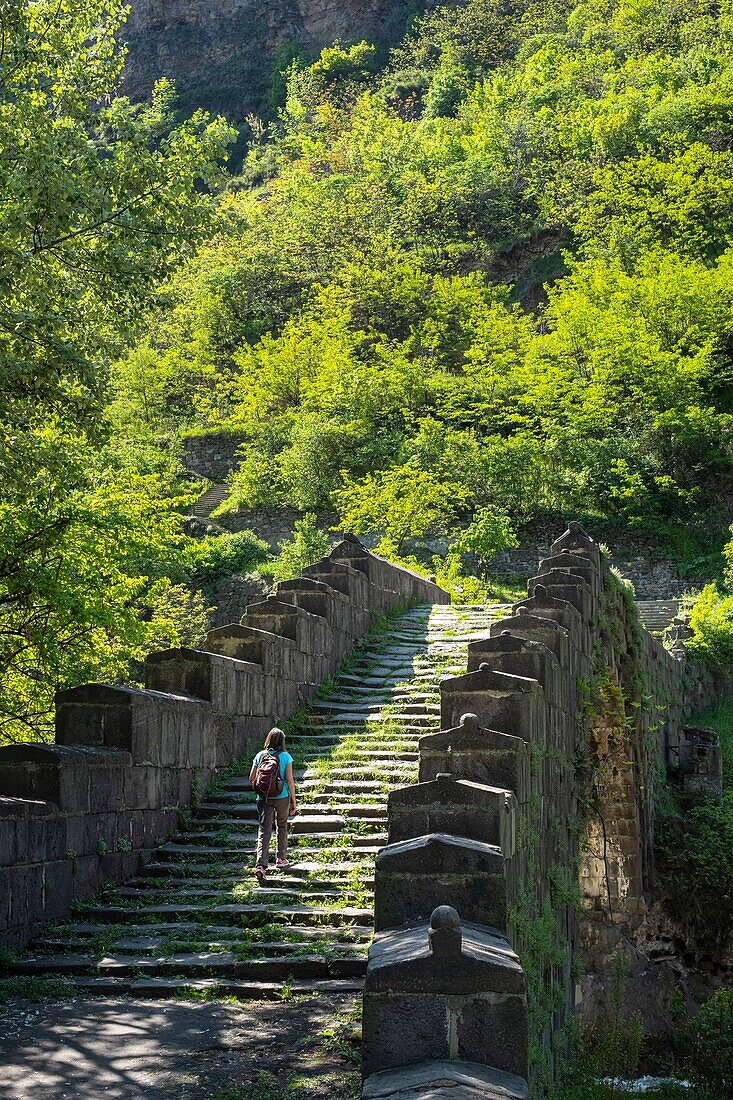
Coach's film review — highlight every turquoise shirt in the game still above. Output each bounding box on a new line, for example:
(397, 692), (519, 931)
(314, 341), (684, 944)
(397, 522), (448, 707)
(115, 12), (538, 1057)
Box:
(253, 749), (293, 799)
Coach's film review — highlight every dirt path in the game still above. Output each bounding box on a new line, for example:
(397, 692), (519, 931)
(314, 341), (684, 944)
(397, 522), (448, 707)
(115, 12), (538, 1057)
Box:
(0, 993), (360, 1100)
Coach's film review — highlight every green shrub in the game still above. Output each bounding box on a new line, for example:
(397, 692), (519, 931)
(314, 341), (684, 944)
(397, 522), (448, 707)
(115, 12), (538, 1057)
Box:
(684, 584), (733, 672)
(264, 514), (330, 584)
(182, 531), (270, 593)
(449, 505), (519, 577)
(685, 988), (733, 1097)
(432, 550), (492, 604)
(655, 791), (733, 959)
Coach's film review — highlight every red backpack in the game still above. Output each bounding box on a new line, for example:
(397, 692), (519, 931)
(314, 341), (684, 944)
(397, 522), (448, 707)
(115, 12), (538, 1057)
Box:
(253, 750), (284, 799)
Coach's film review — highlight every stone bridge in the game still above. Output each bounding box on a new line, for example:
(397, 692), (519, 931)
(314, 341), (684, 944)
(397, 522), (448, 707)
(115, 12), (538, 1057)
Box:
(0, 525), (717, 1098)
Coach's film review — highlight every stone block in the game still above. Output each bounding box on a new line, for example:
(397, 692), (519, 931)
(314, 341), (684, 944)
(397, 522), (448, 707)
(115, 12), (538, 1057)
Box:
(489, 610), (571, 671)
(276, 577), (357, 635)
(144, 648), (264, 717)
(0, 818), (16, 868)
(678, 725), (723, 797)
(361, 1060), (528, 1100)
(242, 597), (333, 655)
(205, 623), (287, 673)
(56, 684), (211, 770)
(0, 866), (11, 930)
(549, 521), (603, 570)
(388, 774), (517, 853)
(374, 833), (510, 932)
(538, 549), (601, 597)
(440, 668), (547, 747)
(363, 907), (527, 1079)
(418, 715), (530, 804)
(466, 634), (562, 707)
(513, 587), (585, 652)
(0, 799), (55, 867)
(43, 860), (75, 920)
(302, 559), (372, 618)
(0, 744), (130, 814)
(527, 571), (594, 620)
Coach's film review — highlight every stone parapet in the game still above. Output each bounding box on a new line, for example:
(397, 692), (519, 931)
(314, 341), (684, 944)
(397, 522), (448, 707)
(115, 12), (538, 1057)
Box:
(363, 520), (712, 1097)
(363, 906), (528, 1080)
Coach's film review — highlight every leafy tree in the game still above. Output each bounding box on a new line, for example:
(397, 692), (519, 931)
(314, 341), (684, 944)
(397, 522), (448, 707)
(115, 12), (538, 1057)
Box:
(686, 988), (733, 1097)
(684, 584), (733, 672)
(0, 0), (233, 423)
(182, 532), (271, 595)
(0, 0), (233, 740)
(267, 515), (330, 583)
(335, 463), (467, 556)
(451, 506), (519, 575)
(0, 430), (202, 742)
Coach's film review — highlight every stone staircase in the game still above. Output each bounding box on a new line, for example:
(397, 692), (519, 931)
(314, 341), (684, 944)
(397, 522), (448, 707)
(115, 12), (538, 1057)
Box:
(12, 603), (506, 1000)
(635, 599), (681, 634)
(190, 482), (230, 519)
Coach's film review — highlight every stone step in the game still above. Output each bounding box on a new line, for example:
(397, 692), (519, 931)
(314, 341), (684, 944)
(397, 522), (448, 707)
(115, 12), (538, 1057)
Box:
(190, 483), (230, 519)
(195, 807), (346, 826)
(306, 713), (438, 726)
(297, 777), (402, 790)
(140, 861), (373, 881)
(33, 923), (373, 949)
(156, 840), (382, 859)
(307, 793), (389, 806)
(301, 751), (418, 763)
(171, 830), (387, 848)
(218, 767), (412, 791)
(130, 870), (374, 890)
(14, 600), (489, 998)
(67, 903), (372, 926)
(112, 883), (356, 901)
(287, 727), (426, 739)
(67, 976), (364, 1000)
(309, 700), (440, 714)
(12, 952), (369, 980)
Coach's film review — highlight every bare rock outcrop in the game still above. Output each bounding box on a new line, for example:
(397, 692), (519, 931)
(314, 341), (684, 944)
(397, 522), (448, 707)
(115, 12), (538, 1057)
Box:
(122, 0), (422, 119)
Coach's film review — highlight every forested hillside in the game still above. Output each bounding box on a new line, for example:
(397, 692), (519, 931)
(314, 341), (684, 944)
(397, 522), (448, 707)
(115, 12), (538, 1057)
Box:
(115, 0), (733, 555)
(4, 0), (733, 744)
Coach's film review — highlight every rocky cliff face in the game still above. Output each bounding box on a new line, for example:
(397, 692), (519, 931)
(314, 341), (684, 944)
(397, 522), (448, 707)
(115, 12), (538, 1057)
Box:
(122, 0), (420, 119)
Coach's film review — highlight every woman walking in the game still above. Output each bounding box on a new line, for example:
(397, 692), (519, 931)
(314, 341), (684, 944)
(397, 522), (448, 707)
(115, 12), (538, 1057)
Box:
(250, 727), (297, 879)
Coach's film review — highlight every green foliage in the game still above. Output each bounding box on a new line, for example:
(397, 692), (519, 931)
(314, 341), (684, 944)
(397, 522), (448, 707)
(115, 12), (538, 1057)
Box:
(265, 515), (330, 584)
(0, 1), (234, 740)
(0, 0), (233, 424)
(0, 432), (212, 743)
(685, 988), (733, 1097)
(431, 550), (493, 605)
(656, 787), (733, 961)
(694, 700), (733, 783)
(181, 531), (270, 594)
(335, 462), (466, 556)
(684, 583), (733, 672)
(450, 506), (519, 575)
(654, 696), (733, 963)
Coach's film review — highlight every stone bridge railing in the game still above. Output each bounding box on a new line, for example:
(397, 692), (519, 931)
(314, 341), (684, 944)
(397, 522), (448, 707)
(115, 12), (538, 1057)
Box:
(0, 537), (447, 951)
(361, 523), (716, 1100)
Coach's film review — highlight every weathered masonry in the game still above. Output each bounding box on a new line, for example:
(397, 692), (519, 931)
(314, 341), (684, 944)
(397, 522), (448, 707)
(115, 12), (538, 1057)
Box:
(0, 538), (447, 952)
(361, 523), (716, 1100)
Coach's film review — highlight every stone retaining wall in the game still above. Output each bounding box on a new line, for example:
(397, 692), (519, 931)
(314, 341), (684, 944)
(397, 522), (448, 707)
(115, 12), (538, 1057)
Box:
(180, 430), (246, 482)
(488, 546), (691, 600)
(361, 524), (715, 1099)
(0, 539), (448, 951)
